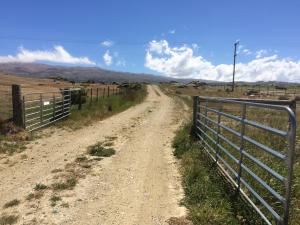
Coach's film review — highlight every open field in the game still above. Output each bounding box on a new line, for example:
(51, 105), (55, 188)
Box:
(0, 73), (119, 121)
(162, 84), (300, 100)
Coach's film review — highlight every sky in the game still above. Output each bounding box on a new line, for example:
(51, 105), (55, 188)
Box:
(0, 0), (300, 82)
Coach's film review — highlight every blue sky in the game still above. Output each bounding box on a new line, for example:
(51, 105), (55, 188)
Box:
(1, 0), (300, 82)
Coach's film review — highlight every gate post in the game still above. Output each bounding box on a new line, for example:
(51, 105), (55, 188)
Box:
(192, 96), (198, 135)
(12, 84), (25, 128)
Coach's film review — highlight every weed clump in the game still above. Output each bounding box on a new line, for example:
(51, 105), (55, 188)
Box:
(34, 183), (48, 190)
(26, 192), (44, 201)
(0, 214), (19, 225)
(3, 199), (20, 209)
(88, 143), (116, 157)
(51, 177), (77, 190)
(50, 195), (62, 207)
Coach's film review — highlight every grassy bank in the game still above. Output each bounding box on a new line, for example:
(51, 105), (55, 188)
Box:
(173, 123), (266, 225)
(58, 84), (147, 129)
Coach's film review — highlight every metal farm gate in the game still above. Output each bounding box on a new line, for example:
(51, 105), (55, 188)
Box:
(193, 96), (296, 225)
(23, 89), (71, 131)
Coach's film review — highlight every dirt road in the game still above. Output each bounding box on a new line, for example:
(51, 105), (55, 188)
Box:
(0, 85), (189, 225)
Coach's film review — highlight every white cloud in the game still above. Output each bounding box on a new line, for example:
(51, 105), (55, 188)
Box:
(242, 48), (252, 55)
(145, 40), (300, 82)
(103, 50), (113, 66)
(101, 40), (114, 47)
(0, 46), (96, 65)
(169, 29), (176, 34)
(256, 49), (268, 58)
(237, 45), (252, 55)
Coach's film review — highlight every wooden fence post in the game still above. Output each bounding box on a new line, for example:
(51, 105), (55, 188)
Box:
(97, 88), (99, 102)
(12, 84), (25, 128)
(78, 89), (82, 110)
(90, 88), (93, 104)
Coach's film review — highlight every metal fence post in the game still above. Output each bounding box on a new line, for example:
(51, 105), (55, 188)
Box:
(283, 109), (296, 225)
(103, 88), (105, 98)
(108, 86), (110, 97)
(11, 84), (25, 128)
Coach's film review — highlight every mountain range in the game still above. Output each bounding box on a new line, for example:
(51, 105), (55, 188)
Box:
(0, 63), (298, 85)
(0, 63), (191, 84)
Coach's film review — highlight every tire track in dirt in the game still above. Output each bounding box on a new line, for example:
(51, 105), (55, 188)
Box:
(0, 85), (188, 225)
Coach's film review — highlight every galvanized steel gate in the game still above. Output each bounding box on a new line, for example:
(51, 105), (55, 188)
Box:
(193, 96), (296, 225)
(23, 89), (71, 131)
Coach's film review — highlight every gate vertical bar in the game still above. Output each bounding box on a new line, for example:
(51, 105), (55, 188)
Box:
(53, 94), (56, 120)
(215, 102), (222, 162)
(40, 94), (43, 125)
(62, 91), (65, 115)
(237, 103), (246, 190)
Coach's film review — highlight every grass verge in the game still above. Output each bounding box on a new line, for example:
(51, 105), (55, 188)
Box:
(173, 123), (265, 225)
(58, 84), (147, 129)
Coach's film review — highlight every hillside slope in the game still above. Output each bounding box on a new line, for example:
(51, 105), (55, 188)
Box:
(0, 63), (176, 83)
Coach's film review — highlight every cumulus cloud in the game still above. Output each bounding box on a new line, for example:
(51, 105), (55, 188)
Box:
(145, 40), (300, 82)
(103, 50), (113, 66)
(101, 40), (114, 47)
(0, 46), (96, 65)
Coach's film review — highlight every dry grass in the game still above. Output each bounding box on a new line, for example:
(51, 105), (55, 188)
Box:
(3, 199), (20, 209)
(0, 214), (19, 225)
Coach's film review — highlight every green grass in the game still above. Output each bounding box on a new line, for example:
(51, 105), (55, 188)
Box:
(173, 123), (265, 225)
(58, 85), (147, 129)
(88, 142), (116, 157)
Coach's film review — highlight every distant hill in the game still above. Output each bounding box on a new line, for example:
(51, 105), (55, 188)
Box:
(0, 63), (297, 85)
(0, 63), (190, 84)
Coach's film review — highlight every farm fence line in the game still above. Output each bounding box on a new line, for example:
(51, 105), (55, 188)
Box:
(0, 84), (120, 131)
(193, 96), (296, 225)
